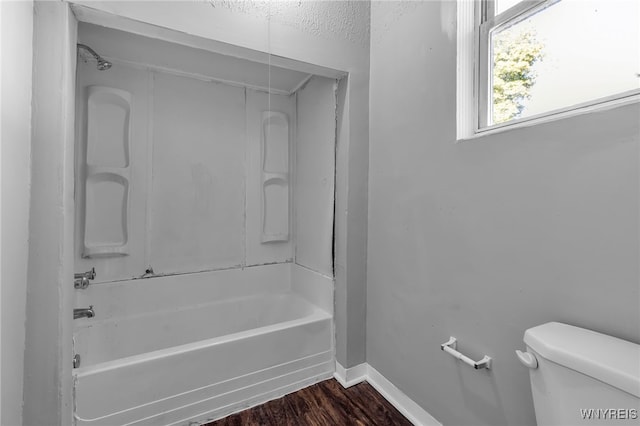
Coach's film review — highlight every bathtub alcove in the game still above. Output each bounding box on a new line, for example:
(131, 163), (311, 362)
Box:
(73, 18), (339, 426)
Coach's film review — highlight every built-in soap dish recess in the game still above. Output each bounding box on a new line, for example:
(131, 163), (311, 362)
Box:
(261, 111), (289, 243)
(82, 86), (132, 258)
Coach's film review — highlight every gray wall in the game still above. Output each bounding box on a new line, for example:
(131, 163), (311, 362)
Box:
(367, 1), (639, 425)
(1, 1), (33, 424)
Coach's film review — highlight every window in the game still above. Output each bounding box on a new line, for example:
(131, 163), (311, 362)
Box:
(457, 0), (640, 139)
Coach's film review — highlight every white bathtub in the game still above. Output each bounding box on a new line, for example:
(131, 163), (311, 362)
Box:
(73, 263), (334, 426)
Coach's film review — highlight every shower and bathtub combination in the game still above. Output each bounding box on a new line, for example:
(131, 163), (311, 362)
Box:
(72, 20), (339, 426)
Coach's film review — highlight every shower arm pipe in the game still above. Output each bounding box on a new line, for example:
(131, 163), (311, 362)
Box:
(77, 43), (100, 60)
(440, 337), (492, 370)
(77, 43), (112, 70)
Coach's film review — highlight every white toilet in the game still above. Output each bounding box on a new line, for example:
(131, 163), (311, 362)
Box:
(517, 322), (640, 425)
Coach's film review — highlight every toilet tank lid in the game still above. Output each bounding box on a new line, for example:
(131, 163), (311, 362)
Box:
(524, 322), (640, 398)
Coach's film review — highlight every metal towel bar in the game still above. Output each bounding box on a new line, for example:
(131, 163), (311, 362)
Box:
(441, 337), (492, 370)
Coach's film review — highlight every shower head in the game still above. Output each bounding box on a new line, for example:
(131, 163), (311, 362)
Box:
(77, 43), (112, 71)
(97, 59), (112, 71)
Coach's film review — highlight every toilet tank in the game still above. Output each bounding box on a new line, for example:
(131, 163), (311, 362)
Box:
(522, 322), (640, 426)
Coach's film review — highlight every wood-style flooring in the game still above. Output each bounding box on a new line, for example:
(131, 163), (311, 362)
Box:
(204, 379), (413, 426)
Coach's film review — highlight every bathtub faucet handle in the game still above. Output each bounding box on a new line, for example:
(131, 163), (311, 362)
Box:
(75, 276), (89, 289)
(74, 268), (96, 289)
(75, 267), (96, 280)
(86, 267), (96, 280)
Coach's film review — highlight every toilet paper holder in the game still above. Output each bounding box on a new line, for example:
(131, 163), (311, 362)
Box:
(441, 337), (492, 370)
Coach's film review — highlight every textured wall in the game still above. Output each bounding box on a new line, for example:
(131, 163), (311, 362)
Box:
(207, 0), (370, 48)
(367, 1), (639, 425)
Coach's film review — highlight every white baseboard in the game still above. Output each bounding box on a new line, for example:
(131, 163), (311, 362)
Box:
(366, 365), (441, 426)
(333, 360), (368, 388)
(334, 362), (441, 426)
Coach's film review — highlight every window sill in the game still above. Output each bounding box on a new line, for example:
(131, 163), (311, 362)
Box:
(457, 90), (640, 143)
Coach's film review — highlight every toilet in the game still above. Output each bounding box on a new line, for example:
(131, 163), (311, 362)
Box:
(517, 322), (640, 425)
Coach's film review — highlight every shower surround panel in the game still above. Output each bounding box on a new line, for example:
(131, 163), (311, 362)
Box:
(75, 58), (296, 281)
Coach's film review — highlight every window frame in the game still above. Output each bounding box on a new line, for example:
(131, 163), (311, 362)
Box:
(456, 0), (640, 141)
(478, 0), (548, 128)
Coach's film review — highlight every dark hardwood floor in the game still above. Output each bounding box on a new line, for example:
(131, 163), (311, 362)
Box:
(204, 379), (413, 426)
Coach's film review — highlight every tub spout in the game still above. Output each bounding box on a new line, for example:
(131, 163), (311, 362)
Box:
(74, 306), (95, 320)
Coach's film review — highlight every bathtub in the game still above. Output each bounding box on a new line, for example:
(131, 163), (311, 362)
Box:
(73, 263), (334, 426)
